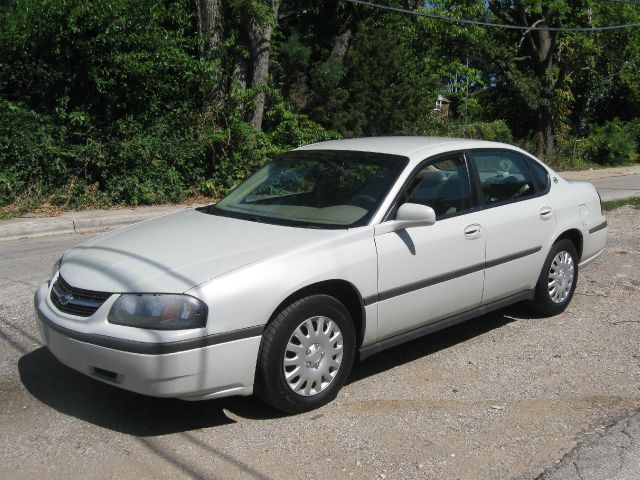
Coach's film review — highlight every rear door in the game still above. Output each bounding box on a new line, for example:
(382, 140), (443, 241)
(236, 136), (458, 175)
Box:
(467, 150), (556, 303)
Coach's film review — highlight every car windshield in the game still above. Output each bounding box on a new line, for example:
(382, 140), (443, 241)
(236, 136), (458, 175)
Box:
(197, 150), (408, 229)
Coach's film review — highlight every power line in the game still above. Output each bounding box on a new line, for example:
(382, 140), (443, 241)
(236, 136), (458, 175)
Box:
(348, 0), (640, 31)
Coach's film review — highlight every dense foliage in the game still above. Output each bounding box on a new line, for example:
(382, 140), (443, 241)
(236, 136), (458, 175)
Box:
(0, 0), (639, 213)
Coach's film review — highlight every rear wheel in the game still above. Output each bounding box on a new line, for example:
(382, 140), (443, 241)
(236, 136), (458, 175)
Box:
(254, 295), (355, 414)
(527, 239), (579, 316)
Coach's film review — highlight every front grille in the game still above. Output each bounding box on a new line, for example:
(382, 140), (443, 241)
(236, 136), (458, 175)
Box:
(50, 275), (112, 317)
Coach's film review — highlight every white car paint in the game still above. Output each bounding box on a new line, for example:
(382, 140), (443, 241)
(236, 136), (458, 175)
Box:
(375, 212), (485, 339)
(61, 209), (339, 293)
(477, 195), (557, 303)
(34, 137), (608, 401)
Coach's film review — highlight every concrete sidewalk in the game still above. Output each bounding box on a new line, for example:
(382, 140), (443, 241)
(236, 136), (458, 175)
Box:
(558, 164), (640, 181)
(1, 164), (639, 242)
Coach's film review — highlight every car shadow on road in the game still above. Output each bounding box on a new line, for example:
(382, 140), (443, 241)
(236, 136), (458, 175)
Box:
(17, 347), (281, 436)
(18, 304), (539, 435)
(349, 304), (536, 384)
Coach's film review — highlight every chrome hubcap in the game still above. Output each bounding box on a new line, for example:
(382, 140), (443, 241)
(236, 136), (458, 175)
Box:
(283, 316), (343, 397)
(548, 251), (575, 304)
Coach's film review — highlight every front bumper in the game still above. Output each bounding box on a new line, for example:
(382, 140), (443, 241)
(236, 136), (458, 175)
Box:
(34, 284), (262, 400)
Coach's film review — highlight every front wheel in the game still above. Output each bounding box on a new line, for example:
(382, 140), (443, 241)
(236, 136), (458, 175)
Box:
(527, 239), (579, 316)
(254, 295), (356, 414)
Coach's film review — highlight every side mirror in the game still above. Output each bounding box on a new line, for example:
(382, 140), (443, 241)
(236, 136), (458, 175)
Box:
(374, 203), (436, 235)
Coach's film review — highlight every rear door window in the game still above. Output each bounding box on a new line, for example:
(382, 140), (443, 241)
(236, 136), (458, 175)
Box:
(469, 151), (537, 206)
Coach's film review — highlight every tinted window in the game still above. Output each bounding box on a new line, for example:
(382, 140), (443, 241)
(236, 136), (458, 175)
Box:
(470, 151), (536, 205)
(199, 150), (408, 229)
(402, 155), (472, 218)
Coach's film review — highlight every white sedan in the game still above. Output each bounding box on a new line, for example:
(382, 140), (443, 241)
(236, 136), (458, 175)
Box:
(34, 137), (608, 413)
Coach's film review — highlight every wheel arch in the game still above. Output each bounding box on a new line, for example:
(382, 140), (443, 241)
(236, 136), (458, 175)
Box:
(555, 229), (583, 261)
(267, 279), (366, 348)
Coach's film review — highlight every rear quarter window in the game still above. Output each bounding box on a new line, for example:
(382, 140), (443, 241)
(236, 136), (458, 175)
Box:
(527, 158), (551, 192)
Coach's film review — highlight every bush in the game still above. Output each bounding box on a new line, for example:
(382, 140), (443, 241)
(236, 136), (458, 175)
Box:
(626, 118), (640, 148)
(450, 120), (513, 143)
(421, 119), (513, 143)
(0, 0), (216, 209)
(202, 87), (339, 197)
(0, 96), (335, 209)
(0, 101), (64, 206)
(583, 119), (638, 166)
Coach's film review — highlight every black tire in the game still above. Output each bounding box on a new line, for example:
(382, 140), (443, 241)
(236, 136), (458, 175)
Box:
(527, 239), (579, 317)
(254, 294), (356, 414)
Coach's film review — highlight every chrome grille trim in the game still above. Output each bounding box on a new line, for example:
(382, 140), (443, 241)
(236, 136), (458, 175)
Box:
(50, 275), (112, 317)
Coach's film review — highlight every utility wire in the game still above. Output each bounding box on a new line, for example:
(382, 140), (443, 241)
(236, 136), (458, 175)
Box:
(348, 0), (640, 31)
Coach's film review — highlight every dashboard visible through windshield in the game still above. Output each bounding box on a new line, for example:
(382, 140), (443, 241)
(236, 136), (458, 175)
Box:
(197, 150), (408, 229)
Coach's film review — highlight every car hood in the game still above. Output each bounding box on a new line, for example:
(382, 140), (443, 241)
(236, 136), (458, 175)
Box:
(59, 209), (338, 293)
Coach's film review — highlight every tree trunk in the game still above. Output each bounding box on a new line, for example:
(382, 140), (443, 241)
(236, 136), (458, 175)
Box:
(231, 51), (248, 90)
(195, 0), (223, 100)
(576, 96), (591, 136)
(195, 0), (223, 55)
(246, 2), (279, 131)
(328, 26), (352, 64)
(535, 107), (555, 158)
(524, 27), (558, 157)
(489, 1), (560, 157)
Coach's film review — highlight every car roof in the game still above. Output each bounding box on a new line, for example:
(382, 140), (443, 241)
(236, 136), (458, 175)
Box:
(297, 136), (520, 161)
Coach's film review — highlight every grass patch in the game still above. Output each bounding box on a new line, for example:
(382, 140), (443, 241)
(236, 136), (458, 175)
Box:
(602, 197), (640, 211)
(0, 188), (216, 221)
(0, 182), (112, 220)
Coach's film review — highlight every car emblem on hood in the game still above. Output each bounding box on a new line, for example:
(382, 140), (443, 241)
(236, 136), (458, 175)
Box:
(59, 293), (74, 305)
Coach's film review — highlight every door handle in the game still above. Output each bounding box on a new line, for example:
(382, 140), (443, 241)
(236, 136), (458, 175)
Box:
(539, 206), (553, 220)
(464, 224), (482, 239)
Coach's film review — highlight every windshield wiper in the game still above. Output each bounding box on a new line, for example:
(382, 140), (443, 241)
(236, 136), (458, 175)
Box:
(199, 205), (334, 229)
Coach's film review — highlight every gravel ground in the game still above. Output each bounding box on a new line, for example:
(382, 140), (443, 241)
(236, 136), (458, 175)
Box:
(0, 207), (638, 480)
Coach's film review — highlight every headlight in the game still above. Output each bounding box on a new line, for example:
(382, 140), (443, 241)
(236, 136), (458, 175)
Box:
(49, 257), (62, 286)
(108, 294), (208, 330)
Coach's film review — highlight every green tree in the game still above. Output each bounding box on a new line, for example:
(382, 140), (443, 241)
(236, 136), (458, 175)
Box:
(483, 1), (593, 156)
(0, 0), (219, 205)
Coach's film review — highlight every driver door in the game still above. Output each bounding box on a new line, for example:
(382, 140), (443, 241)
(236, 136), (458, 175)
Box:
(374, 154), (486, 340)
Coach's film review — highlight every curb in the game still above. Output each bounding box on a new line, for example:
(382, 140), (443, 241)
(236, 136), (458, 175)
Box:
(0, 218), (77, 241)
(0, 206), (193, 242)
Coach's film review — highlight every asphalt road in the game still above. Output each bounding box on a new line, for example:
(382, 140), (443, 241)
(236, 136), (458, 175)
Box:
(0, 207), (639, 479)
(539, 411), (640, 480)
(590, 175), (640, 201)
